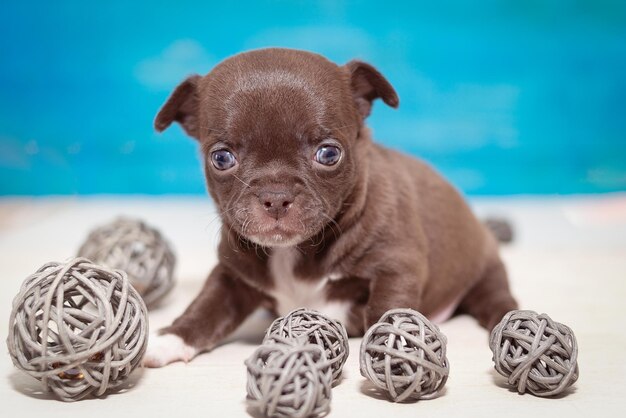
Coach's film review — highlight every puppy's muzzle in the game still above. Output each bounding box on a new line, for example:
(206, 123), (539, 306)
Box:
(257, 189), (295, 220)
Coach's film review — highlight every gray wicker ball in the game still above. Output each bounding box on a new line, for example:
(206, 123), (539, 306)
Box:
(7, 257), (148, 401)
(78, 217), (176, 307)
(490, 310), (579, 397)
(265, 308), (349, 383)
(360, 308), (450, 402)
(484, 217), (515, 244)
(245, 336), (332, 418)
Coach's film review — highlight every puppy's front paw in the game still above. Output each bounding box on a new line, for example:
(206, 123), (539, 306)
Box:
(143, 333), (198, 368)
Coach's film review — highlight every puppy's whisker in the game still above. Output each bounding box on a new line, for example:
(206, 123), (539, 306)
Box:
(242, 213), (252, 237)
(207, 208), (232, 229)
(225, 220), (241, 253)
(306, 218), (326, 250)
(320, 211), (342, 241)
(298, 218), (307, 236)
(253, 241), (262, 259)
(207, 204), (239, 226)
(225, 186), (249, 215)
(211, 225), (223, 252)
(232, 174), (251, 188)
(319, 196), (342, 236)
(316, 226), (326, 251)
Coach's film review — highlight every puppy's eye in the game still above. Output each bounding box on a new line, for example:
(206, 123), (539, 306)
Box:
(314, 145), (341, 166)
(211, 149), (237, 170)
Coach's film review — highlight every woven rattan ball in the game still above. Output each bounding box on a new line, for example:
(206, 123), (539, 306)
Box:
(360, 308), (450, 402)
(490, 310), (579, 397)
(484, 217), (514, 243)
(78, 217), (176, 307)
(265, 308), (349, 383)
(7, 258), (148, 401)
(245, 336), (332, 418)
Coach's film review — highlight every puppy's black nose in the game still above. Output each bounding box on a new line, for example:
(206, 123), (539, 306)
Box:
(258, 190), (294, 219)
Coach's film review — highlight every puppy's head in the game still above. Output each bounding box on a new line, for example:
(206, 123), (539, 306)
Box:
(155, 48), (398, 247)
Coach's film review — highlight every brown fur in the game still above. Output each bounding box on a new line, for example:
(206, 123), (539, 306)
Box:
(154, 48), (517, 358)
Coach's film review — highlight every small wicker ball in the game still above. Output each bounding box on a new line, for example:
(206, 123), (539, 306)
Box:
(484, 217), (515, 244)
(490, 310), (579, 397)
(245, 336), (332, 418)
(265, 308), (349, 383)
(7, 258), (148, 401)
(78, 217), (176, 307)
(360, 308), (450, 402)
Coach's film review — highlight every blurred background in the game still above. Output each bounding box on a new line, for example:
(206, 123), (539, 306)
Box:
(1, 0), (625, 196)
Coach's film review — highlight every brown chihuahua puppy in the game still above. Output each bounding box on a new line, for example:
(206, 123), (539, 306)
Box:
(144, 48), (517, 367)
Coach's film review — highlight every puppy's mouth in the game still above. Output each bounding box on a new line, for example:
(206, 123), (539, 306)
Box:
(230, 199), (325, 248)
(246, 222), (304, 247)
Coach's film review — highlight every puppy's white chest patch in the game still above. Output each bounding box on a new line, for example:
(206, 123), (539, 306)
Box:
(268, 247), (350, 323)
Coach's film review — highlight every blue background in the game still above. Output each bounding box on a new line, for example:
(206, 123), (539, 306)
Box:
(1, 0), (625, 195)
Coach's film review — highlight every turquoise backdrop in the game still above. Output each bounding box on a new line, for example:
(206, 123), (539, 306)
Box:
(1, 1), (625, 195)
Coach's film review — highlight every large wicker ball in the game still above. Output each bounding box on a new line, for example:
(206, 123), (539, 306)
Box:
(360, 308), (449, 402)
(265, 308), (349, 383)
(7, 258), (148, 401)
(78, 217), (176, 307)
(490, 310), (579, 397)
(245, 336), (332, 418)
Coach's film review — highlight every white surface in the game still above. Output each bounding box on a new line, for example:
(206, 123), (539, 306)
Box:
(1, 195), (625, 417)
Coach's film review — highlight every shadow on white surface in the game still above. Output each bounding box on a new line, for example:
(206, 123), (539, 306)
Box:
(488, 368), (578, 399)
(358, 379), (449, 403)
(7, 367), (146, 402)
(221, 308), (275, 346)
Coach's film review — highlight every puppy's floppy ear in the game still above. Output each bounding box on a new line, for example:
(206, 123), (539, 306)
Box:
(345, 60), (399, 119)
(154, 75), (201, 138)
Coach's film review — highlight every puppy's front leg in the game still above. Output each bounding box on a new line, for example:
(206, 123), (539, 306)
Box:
(364, 264), (427, 328)
(144, 264), (263, 367)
